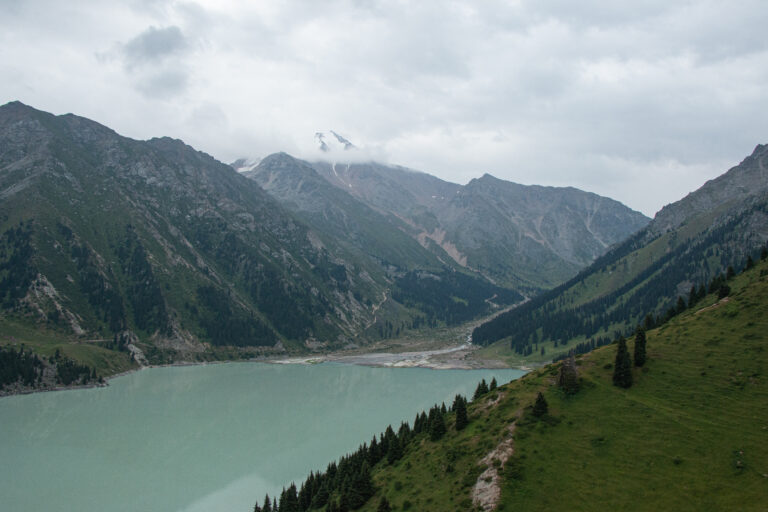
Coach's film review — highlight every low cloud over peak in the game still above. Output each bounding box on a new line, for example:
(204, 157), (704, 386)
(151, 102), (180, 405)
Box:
(2, 0), (767, 216)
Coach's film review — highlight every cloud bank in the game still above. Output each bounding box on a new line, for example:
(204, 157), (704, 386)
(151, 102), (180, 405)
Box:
(2, 0), (767, 216)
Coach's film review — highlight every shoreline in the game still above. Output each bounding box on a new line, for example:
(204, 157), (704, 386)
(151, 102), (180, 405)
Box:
(0, 343), (533, 398)
(272, 343), (518, 370)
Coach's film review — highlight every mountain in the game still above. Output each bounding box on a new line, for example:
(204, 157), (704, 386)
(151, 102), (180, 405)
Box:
(243, 153), (445, 271)
(315, 131), (356, 153)
(266, 258), (768, 511)
(308, 160), (649, 289)
(0, 102), (526, 377)
(0, 101), (394, 365)
(473, 144), (768, 360)
(243, 152), (524, 332)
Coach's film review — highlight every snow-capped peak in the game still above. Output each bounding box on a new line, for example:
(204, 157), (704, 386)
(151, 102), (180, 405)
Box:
(230, 157), (261, 173)
(315, 131), (356, 153)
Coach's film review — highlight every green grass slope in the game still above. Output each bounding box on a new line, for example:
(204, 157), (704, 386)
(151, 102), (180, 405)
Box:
(351, 259), (768, 511)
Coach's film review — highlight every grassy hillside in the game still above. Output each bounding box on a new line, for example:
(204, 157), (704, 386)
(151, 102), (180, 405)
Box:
(288, 258), (768, 511)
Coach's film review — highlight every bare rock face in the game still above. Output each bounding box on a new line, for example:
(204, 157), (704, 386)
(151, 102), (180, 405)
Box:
(651, 144), (768, 235)
(285, 159), (649, 289)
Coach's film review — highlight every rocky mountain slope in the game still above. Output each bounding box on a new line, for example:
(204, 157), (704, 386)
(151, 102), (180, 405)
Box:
(0, 102), (394, 363)
(243, 153), (446, 272)
(308, 160), (649, 289)
(0, 102), (529, 375)
(244, 152), (525, 333)
(473, 144), (768, 359)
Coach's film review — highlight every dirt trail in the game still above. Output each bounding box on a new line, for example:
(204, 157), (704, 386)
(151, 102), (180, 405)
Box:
(472, 420), (517, 511)
(695, 297), (729, 315)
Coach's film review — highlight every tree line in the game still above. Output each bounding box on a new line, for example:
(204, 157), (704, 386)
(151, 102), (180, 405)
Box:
(392, 270), (522, 327)
(253, 378), (501, 512)
(472, 209), (768, 355)
(0, 345), (101, 390)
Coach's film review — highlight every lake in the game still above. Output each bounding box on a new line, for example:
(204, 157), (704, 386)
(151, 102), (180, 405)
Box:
(0, 361), (525, 512)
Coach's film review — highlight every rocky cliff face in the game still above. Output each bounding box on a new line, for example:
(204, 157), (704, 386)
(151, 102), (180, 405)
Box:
(244, 153), (449, 271)
(307, 160), (649, 289)
(650, 144), (768, 235)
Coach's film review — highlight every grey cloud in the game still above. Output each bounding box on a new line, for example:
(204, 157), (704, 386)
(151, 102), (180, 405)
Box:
(134, 68), (189, 98)
(123, 25), (188, 67)
(2, 0), (766, 217)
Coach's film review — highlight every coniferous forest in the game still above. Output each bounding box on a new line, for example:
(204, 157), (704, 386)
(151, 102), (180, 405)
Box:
(252, 388), (489, 512)
(0, 345), (100, 392)
(392, 270), (522, 327)
(472, 210), (768, 355)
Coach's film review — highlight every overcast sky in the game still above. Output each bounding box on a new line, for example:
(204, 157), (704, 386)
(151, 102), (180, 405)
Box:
(2, 0), (767, 216)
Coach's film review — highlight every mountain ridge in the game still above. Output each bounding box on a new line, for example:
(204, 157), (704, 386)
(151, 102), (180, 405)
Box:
(0, 101), (386, 359)
(254, 156), (650, 290)
(0, 102), (528, 381)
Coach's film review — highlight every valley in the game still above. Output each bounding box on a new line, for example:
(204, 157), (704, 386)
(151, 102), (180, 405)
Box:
(0, 102), (766, 512)
(4, 3), (768, 512)
(0, 102), (644, 396)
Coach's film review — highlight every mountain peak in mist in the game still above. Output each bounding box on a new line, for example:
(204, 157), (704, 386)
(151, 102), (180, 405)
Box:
(315, 131), (356, 153)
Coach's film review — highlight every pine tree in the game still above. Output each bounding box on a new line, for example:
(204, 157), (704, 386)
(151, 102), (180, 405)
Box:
(489, 377), (498, 391)
(688, 285), (698, 308)
(377, 496), (392, 512)
(697, 284), (707, 302)
(633, 327), (647, 367)
(473, 379), (489, 400)
(453, 394), (468, 430)
(643, 314), (655, 330)
(397, 421), (411, 444)
(676, 295), (687, 314)
(761, 246), (768, 260)
(429, 408), (446, 441)
(262, 494), (272, 512)
(386, 435), (402, 464)
(727, 265), (736, 279)
(746, 255), (755, 270)
(532, 392), (548, 417)
(253, 500), (262, 512)
(612, 336), (633, 388)
(557, 352), (579, 394)
(311, 482), (330, 509)
(368, 435), (380, 466)
(280, 485), (300, 512)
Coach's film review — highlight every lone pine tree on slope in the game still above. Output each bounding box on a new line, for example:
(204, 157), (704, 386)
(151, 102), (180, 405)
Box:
(453, 394), (468, 431)
(613, 336), (633, 388)
(557, 352), (579, 394)
(634, 327), (647, 367)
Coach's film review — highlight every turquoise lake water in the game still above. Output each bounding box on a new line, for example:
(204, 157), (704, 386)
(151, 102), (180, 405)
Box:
(0, 362), (525, 512)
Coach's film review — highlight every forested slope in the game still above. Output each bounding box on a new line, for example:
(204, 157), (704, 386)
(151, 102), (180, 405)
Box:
(472, 144), (768, 361)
